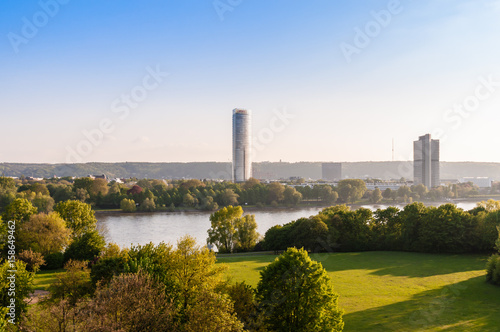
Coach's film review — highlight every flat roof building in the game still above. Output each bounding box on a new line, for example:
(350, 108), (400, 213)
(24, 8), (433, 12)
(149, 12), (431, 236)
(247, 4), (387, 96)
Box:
(414, 134), (440, 188)
(322, 163), (342, 181)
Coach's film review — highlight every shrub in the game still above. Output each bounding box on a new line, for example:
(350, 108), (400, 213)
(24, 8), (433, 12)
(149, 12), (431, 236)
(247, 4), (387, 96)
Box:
(80, 273), (175, 331)
(18, 249), (45, 272)
(90, 257), (127, 288)
(225, 281), (257, 329)
(43, 252), (65, 270)
(168, 203), (176, 212)
(486, 254), (500, 285)
(120, 198), (136, 213)
(63, 230), (106, 262)
(140, 198), (156, 212)
(49, 260), (93, 306)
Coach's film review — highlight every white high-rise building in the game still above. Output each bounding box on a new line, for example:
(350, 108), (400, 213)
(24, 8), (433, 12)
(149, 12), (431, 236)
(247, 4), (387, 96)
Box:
(232, 109), (252, 182)
(414, 134), (440, 188)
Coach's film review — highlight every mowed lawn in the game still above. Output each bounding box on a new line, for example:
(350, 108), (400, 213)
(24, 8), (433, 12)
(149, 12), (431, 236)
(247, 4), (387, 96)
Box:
(33, 269), (65, 291)
(217, 251), (500, 332)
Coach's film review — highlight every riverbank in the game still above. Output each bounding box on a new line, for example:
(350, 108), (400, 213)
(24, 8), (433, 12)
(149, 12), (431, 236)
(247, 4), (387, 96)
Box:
(94, 197), (491, 215)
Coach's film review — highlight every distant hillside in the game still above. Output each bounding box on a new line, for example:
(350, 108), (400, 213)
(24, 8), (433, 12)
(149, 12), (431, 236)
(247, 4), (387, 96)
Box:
(1, 161), (500, 181)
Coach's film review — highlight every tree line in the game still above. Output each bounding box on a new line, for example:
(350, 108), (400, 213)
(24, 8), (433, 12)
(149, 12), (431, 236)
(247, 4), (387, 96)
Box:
(262, 201), (500, 254)
(0, 176), (491, 216)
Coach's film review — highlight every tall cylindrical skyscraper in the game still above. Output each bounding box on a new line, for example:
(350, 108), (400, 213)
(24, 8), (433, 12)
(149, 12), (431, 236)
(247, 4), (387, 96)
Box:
(232, 109), (252, 182)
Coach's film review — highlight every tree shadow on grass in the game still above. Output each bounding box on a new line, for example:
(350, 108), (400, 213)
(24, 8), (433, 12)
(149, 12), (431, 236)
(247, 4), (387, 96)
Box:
(342, 276), (500, 332)
(312, 251), (489, 278)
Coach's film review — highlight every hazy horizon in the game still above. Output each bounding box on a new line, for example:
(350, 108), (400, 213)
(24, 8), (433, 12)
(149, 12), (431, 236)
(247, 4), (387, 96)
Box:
(2, 160), (500, 166)
(2, 1), (500, 164)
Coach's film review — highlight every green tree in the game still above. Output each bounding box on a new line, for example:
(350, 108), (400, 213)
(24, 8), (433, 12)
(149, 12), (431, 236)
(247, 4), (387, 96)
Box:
(477, 199), (500, 212)
(17, 212), (71, 256)
(263, 225), (290, 252)
(182, 289), (243, 332)
(370, 188), (383, 204)
(17, 249), (45, 272)
(183, 193), (198, 207)
(120, 198), (137, 212)
(225, 282), (257, 330)
(1, 198), (38, 224)
(0, 177), (16, 190)
(235, 214), (260, 252)
(372, 207), (402, 250)
(321, 186), (338, 204)
(52, 185), (75, 203)
(283, 187), (302, 206)
(412, 184), (428, 198)
(89, 178), (109, 199)
(496, 226), (500, 252)
(267, 182), (285, 204)
(256, 248), (344, 331)
(337, 179), (366, 203)
(0, 260), (34, 324)
(201, 196), (219, 211)
(140, 197), (156, 212)
(171, 236), (242, 331)
(290, 217), (330, 252)
(64, 229), (106, 262)
(399, 202), (428, 251)
(54, 200), (98, 238)
(382, 188), (392, 200)
(207, 206), (243, 253)
(320, 205), (373, 251)
(416, 204), (474, 253)
(243, 177), (260, 190)
(397, 185), (412, 200)
(111, 242), (175, 291)
(48, 259), (93, 307)
(73, 177), (93, 196)
(31, 192), (55, 213)
(31, 260), (101, 332)
(80, 273), (176, 331)
(25, 182), (50, 196)
(75, 188), (90, 202)
(220, 189), (239, 206)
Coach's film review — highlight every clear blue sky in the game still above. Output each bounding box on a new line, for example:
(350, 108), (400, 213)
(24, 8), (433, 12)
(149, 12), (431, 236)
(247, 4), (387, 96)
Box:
(1, 0), (500, 163)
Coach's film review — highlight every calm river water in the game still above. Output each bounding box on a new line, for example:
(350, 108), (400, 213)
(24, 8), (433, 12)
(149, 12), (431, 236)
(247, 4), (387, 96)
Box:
(97, 201), (479, 248)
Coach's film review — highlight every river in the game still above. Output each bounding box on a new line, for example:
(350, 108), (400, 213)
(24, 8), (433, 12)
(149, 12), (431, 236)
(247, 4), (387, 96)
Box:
(96, 201), (480, 248)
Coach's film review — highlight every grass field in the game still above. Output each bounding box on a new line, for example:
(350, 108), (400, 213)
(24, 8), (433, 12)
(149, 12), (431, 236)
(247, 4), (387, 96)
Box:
(33, 269), (65, 291)
(217, 251), (500, 332)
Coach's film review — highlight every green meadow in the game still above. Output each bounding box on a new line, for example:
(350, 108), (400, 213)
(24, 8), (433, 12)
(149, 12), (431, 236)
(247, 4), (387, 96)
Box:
(32, 269), (65, 291)
(217, 251), (500, 332)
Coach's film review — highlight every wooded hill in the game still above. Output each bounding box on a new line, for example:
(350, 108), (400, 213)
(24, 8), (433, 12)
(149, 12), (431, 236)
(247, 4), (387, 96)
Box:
(1, 161), (500, 180)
